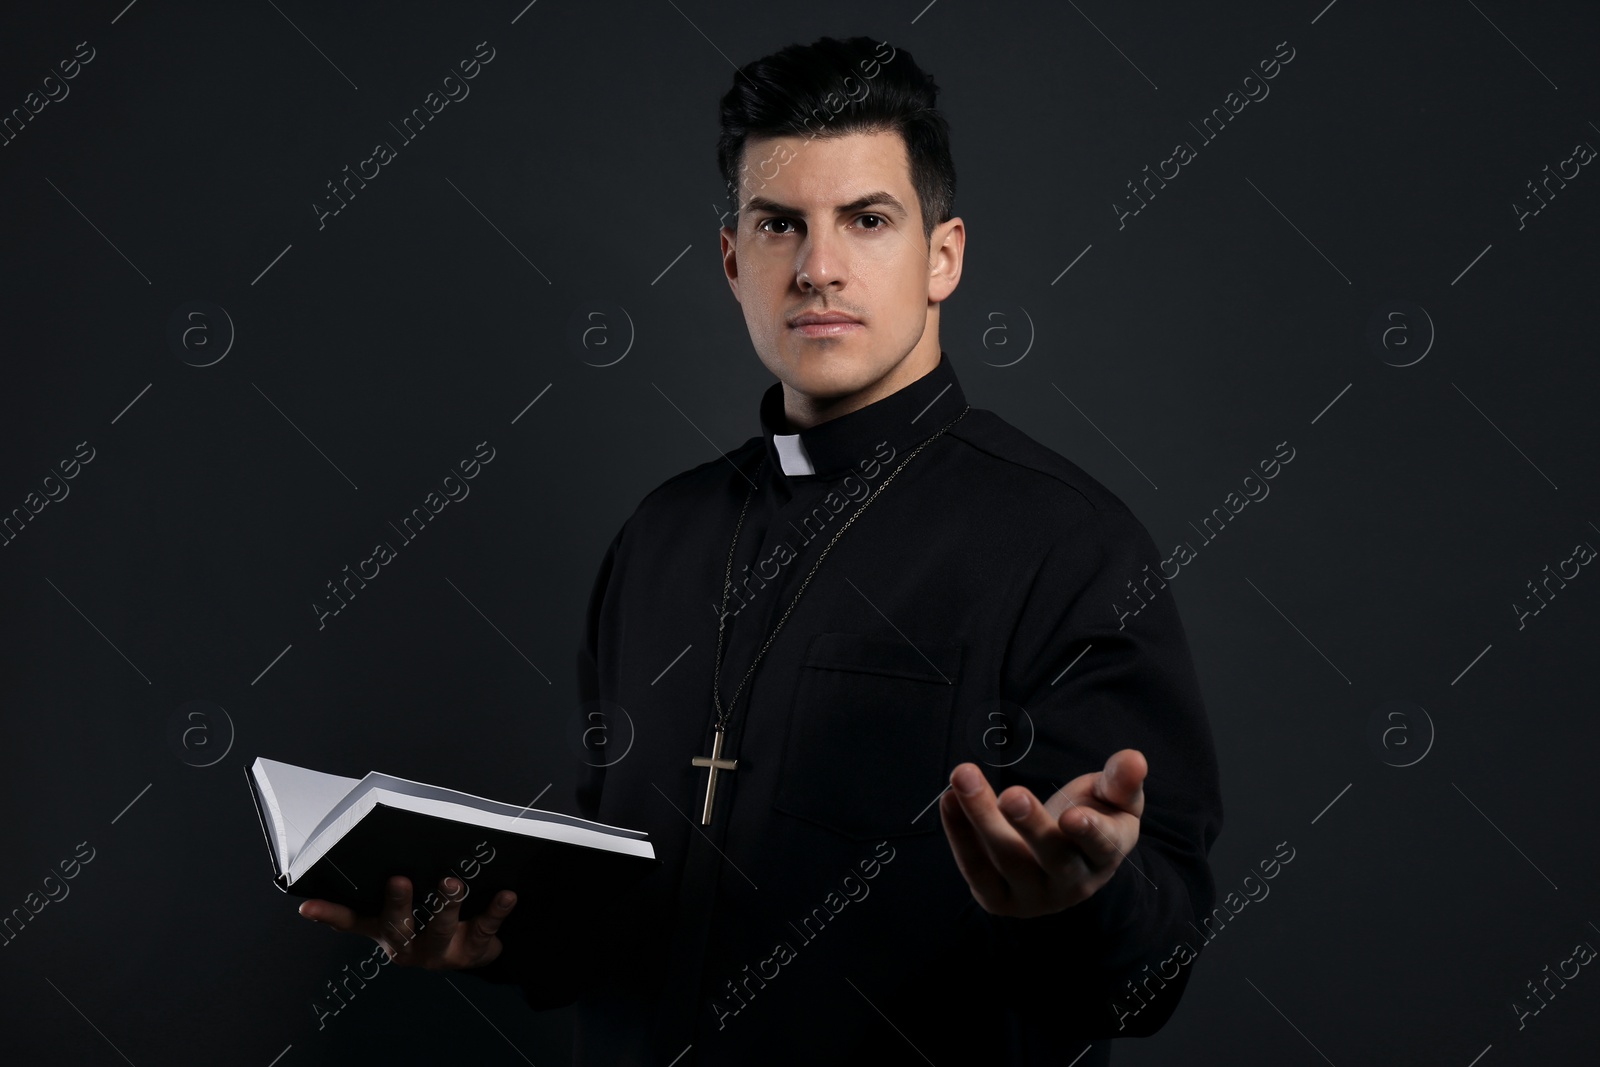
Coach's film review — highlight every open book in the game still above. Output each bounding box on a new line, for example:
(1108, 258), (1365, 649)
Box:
(248, 756), (657, 919)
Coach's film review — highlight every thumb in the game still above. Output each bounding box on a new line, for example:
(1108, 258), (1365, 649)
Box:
(1094, 749), (1147, 815)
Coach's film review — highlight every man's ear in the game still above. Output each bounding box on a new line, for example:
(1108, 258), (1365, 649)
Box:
(928, 216), (965, 303)
(720, 225), (741, 301)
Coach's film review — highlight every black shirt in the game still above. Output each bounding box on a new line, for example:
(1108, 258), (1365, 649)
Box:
(471, 351), (1224, 1066)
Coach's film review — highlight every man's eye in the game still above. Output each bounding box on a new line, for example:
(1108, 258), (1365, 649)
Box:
(758, 218), (797, 235)
(858, 214), (887, 229)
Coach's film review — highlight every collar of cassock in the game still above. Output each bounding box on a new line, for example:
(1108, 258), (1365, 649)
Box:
(758, 350), (967, 480)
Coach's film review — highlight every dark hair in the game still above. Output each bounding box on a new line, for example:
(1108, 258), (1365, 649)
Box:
(716, 35), (957, 245)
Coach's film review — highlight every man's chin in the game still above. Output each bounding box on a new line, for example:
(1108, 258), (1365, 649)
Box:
(778, 358), (883, 403)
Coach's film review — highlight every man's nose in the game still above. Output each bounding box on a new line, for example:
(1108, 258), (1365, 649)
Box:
(796, 229), (847, 290)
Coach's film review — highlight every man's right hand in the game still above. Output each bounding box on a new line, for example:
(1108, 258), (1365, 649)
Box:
(297, 874), (518, 971)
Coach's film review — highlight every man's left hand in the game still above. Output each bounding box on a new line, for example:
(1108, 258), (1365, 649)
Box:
(939, 748), (1146, 917)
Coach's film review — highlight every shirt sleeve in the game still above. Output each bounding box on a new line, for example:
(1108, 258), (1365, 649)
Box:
(972, 498), (1225, 1039)
(461, 517), (630, 1006)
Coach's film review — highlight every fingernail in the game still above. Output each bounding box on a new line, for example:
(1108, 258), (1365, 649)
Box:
(1000, 791), (1030, 820)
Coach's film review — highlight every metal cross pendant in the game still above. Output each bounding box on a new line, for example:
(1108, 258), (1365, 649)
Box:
(691, 725), (739, 825)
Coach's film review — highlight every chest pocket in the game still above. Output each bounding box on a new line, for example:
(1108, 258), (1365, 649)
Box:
(774, 630), (963, 840)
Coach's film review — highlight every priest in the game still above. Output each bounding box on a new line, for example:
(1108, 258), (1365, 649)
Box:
(298, 34), (1223, 1066)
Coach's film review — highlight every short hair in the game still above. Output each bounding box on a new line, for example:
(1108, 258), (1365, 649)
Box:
(716, 35), (957, 246)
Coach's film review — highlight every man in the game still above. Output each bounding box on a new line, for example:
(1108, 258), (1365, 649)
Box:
(298, 35), (1223, 1065)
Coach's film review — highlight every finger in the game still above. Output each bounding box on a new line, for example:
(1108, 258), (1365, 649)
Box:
(994, 784), (1083, 875)
(1056, 798), (1138, 872)
(380, 875), (418, 958)
(461, 890), (518, 962)
(1040, 769), (1099, 820)
(1092, 749), (1148, 818)
(938, 789), (1010, 908)
(298, 897), (368, 936)
(948, 764), (1046, 892)
(417, 875), (467, 956)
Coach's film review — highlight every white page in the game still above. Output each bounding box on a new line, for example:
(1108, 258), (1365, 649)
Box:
(300, 768), (648, 854)
(252, 757), (363, 872)
(288, 786), (656, 884)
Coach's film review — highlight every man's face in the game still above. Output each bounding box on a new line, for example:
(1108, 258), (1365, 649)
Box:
(719, 129), (962, 416)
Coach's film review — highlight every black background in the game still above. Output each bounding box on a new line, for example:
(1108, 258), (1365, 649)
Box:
(2, 1), (1597, 1064)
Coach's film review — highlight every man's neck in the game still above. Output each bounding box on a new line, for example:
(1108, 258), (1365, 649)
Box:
(781, 343), (940, 431)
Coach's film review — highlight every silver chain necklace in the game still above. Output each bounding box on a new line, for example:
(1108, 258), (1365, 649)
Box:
(689, 403), (970, 824)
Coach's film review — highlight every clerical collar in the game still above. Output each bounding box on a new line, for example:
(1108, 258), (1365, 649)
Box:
(758, 350), (966, 480)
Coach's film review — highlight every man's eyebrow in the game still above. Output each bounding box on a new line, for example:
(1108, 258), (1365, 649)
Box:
(743, 191), (909, 219)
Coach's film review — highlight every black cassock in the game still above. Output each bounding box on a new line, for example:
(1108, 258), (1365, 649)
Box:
(469, 351), (1224, 1066)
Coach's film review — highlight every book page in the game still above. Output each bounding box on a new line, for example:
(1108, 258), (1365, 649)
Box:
(300, 768), (648, 854)
(253, 757), (363, 870)
(359, 772), (650, 838)
(287, 786), (656, 884)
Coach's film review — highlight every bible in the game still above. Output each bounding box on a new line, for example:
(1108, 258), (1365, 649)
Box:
(247, 756), (657, 920)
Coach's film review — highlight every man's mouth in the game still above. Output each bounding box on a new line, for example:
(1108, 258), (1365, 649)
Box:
(789, 310), (864, 337)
